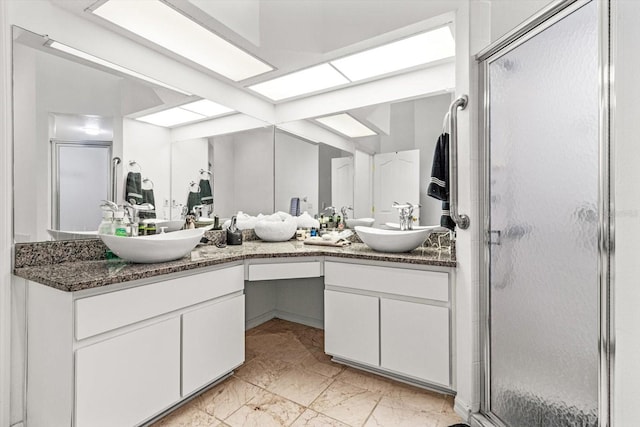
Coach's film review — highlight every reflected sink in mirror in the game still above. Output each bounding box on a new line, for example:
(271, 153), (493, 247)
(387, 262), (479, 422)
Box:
(47, 229), (98, 241)
(345, 218), (375, 229)
(99, 228), (205, 263)
(143, 219), (185, 233)
(383, 222), (445, 232)
(354, 226), (435, 253)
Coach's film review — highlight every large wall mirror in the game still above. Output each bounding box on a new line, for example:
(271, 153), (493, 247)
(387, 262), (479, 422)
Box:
(13, 24), (452, 243)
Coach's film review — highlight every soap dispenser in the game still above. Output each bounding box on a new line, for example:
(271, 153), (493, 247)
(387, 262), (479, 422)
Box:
(226, 216), (243, 245)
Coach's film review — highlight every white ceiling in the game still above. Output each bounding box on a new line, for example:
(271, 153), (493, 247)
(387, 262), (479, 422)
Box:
(52, 0), (459, 87)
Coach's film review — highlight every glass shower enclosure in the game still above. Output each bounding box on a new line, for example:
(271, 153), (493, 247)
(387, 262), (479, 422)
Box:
(477, 1), (606, 425)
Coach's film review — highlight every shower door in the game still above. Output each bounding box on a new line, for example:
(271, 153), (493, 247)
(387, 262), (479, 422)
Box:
(483, 1), (599, 425)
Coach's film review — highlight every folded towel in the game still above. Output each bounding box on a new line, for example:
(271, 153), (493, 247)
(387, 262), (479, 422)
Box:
(139, 189), (156, 219)
(427, 133), (449, 201)
(187, 191), (201, 214)
(290, 197), (300, 216)
(199, 179), (213, 205)
(126, 172), (143, 205)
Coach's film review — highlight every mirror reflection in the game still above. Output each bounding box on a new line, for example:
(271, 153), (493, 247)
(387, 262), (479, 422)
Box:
(13, 25), (452, 243)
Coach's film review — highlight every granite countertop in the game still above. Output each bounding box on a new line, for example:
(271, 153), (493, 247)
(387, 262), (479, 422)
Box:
(13, 240), (455, 293)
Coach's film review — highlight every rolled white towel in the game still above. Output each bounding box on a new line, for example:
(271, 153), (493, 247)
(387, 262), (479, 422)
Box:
(295, 211), (320, 229)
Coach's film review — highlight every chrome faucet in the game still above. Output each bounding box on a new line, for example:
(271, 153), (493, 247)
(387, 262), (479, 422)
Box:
(123, 202), (154, 236)
(341, 206), (353, 220)
(192, 204), (207, 220)
(392, 201), (419, 231)
(100, 200), (119, 212)
(323, 206), (336, 217)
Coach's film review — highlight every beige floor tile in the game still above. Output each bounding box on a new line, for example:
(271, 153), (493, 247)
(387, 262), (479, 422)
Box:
(245, 331), (292, 355)
(334, 367), (395, 395)
(290, 409), (351, 427)
(151, 403), (221, 427)
(266, 366), (334, 406)
(234, 355), (293, 388)
(290, 326), (324, 349)
(310, 380), (381, 426)
(296, 348), (345, 379)
(383, 382), (446, 413)
(224, 390), (305, 427)
(267, 335), (316, 364)
(195, 377), (262, 420)
(364, 396), (439, 427)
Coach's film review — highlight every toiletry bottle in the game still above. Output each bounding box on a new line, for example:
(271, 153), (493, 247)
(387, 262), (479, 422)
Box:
(98, 210), (114, 235)
(146, 222), (156, 235)
(113, 211), (128, 237)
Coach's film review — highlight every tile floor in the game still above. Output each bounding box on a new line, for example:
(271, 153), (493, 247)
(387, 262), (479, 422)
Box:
(151, 318), (464, 427)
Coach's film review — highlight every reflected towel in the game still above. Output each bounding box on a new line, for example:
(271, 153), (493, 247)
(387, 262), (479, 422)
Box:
(126, 172), (143, 205)
(139, 189), (156, 219)
(289, 197), (300, 216)
(187, 191), (201, 214)
(199, 179), (213, 205)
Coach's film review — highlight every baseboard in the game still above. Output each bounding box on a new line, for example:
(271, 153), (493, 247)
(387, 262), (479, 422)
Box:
(273, 310), (323, 329)
(10, 422), (24, 427)
(245, 310), (277, 330)
(454, 397), (472, 422)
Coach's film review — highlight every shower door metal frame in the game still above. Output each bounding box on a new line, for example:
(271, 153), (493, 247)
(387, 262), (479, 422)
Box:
(474, 0), (612, 426)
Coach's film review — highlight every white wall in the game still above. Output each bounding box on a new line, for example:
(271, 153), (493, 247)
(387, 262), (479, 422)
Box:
(275, 132), (319, 215)
(123, 119), (172, 220)
(488, 0), (554, 42)
(212, 127), (274, 218)
(613, 1), (640, 424)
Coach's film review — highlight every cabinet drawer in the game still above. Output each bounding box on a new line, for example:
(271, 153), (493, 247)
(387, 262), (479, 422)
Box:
(75, 265), (244, 340)
(248, 261), (321, 281)
(324, 262), (448, 302)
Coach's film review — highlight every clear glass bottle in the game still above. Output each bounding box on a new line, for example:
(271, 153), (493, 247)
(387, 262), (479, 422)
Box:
(113, 211), (128, 237)
(98, 210), (114, 235)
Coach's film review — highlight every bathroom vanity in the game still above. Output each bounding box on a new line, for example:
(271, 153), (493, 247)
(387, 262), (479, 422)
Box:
(14, 240), (455, 427)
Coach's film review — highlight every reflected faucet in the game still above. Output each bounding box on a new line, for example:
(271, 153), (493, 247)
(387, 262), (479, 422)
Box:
(323, 206), (336, 217)
(341, 206), (353, 220)
(100, 200), (119, 212)
(392, 201), (419, 231)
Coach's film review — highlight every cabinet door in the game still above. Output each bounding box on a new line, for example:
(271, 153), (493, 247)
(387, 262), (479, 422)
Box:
(182, 295), (245, 396)
(324, 290), (379, 366)
(75, 318), (181, 427)
(380, 298), (450, 386)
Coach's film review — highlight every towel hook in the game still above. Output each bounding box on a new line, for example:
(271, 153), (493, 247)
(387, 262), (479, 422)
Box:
(199, 168), (212, 177)
(189, 181), (201, 193)
(448, 95), (470, 230)
(142, 177), (154, 190)
(127, 160), (142, 173)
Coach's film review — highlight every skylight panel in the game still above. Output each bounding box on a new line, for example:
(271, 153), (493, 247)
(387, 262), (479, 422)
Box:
(247, 64), (349, 101)
(92, 0), (273, 81)
(330, 27), (455, 82)
(316, 114), (377, 138)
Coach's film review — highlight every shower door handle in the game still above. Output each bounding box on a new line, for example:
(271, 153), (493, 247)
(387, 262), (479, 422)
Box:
(489, 230), (501, 245)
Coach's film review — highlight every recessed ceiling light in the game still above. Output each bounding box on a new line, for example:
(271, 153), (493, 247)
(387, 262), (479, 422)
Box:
(180, 99), (234, 117)
(136, 107), (205, 127)
(92, 0), (273, 81)
(330, 27), (454, 82)
(247, 64), (349, 101)
(48, 41), (192, 95)
(316, 114), (377, 138)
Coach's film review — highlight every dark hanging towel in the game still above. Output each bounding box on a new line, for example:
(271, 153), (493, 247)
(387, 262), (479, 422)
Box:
(199, 179), (213, 205)
(187, 191), (201, 215)
(289, 197), (300, 216)
(139, 188), (156, 219)
(427, 133), (455, 230)
(125, 172), (143, 205)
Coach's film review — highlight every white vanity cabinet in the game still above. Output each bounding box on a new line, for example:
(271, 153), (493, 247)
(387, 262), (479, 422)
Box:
(25, 263), (245, 427)
(324, 260), (453, 390)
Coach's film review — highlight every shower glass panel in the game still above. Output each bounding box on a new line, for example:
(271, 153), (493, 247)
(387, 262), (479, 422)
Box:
(487, 2), (598, 425)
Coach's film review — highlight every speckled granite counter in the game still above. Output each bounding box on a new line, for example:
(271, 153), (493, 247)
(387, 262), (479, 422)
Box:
(14, 240), (455, 292)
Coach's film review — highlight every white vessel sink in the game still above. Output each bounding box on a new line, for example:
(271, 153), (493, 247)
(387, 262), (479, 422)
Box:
(384, 222), (445, 232)
(100, 228), (205, 263)
(345, 218), (375, 228)
(354, 226), (433, 253)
